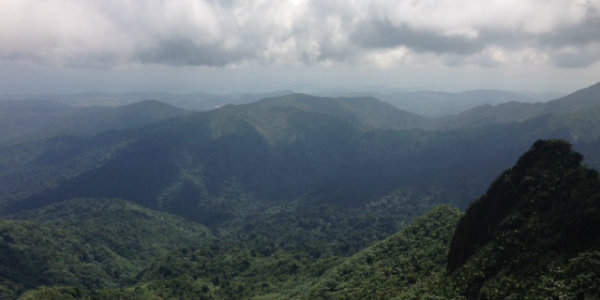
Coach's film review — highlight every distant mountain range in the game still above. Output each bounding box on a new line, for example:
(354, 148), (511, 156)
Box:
(0, 99), (186, 144)
(2, 139), (597, 299)
(0, 90), (294, 111)
(377, 89), (542, 117)
(0, 82), (599, 299)
(3, 82), (600, 217)
(1, 88), (563, 118)
(440, 82), (600, 128)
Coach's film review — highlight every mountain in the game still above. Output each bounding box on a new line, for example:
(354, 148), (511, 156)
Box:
(447, 139), (600, 299)
(440, 81), (600, 128)
(246, 93), (431, 130)
(5, 86), (600, 224)
(0, 90), (294, 111)
(378, 89), (539, 117)
(2, 84), (600, 299)
(0, 100), (186, 144)
(295, 205), (462, 300)
(0, 198), (211, 299)
(1, 139), (600, 299)
(284, 140), (600, 300)
(544, 81), (600, 113)
(0, 97), (500, 222)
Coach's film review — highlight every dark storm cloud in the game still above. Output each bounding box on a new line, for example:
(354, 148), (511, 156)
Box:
(550, 47), (600, 68)
(538, 8), (600, 68)
(540, 3), (600, 47)
(351, 20), (484, 55)
(137, 38), (248, 66)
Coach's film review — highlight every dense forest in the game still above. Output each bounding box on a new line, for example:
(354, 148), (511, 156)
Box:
(1, 82), (600, 299)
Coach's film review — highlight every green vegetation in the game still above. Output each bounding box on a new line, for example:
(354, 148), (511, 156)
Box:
(0, 100), (186, 145)
(1, 83), (600, 299)
(0, 198), (210, 299)
(1, 140), (600, 299)
(297, 205), (462, 300)
(448, 139), (600, 299)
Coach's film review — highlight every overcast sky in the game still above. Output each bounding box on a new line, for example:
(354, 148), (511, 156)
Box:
(1, 0), (599, 94)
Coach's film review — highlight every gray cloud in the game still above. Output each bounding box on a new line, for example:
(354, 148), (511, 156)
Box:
(137, 38), (249, 66)
(539, 2), (600, 47)
(351, 20), (484, 55)
(549, 45), (600, 68)
(1, 0), (600, 69)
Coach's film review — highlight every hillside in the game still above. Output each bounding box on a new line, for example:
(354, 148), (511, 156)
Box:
(295, 205), (462, 300)
(0, 91), (294, 112)
(440, 81), (600, 128)
(0, 198), (211, 299)
(247, 93), (431, 131)
(0, 140), (599, 299)
(379, 89), (539, 117)
(1, 84), (600, 300)
(284, 140), (600, 300)
(0, 99), (438, 216)
(0, 100), (186, 145)
(447, 139), (600, 299)
(5, 85), (600, 225)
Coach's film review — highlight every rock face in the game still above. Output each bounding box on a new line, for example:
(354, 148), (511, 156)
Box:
(447, 139), (600, 272)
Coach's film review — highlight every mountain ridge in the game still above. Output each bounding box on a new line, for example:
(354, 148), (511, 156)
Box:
(447, 139), (600, 299)
(0, 99), (186, 145)
(440, 81), (600, 128)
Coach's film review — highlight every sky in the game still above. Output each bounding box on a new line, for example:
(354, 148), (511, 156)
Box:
(1, 0), (599, 94)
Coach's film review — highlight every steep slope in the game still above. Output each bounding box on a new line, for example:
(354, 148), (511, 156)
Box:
(0, 130), (138, 208)
(439, 101), (544, 128)
(544, 81), (600, 113)
(447, 139), (600, 299)
(294, 205), (462, 300)
(0, 198), (211, 299)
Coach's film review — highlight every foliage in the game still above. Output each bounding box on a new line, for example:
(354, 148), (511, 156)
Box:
(0, 198), (210, 299)
(448, 139), (600, 299)
(296, 205), (462, 300)
(2, 91), (600, 300)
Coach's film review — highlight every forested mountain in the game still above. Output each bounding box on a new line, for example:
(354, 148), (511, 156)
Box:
(0, 83), (600, 299)
(0, 198), (211, 299)
(246, 93), (430, 130)
(288, 140), (600, 300)
(0, 91), (293, 112)
(378, 89), (540, 117)
(3, 140), (598, 300)
(5, 83), (600, 223)
(440, 82), (600, 128)
(296, 205), (463, 300)
(3, 89), (552, 118)
(0, 100), (186, 144)
(447, 139), (600, 299)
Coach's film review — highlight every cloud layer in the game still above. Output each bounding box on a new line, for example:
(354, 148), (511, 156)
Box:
(1, 0), (599, 69)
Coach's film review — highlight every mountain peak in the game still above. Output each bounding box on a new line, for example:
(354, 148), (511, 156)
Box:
(447, 139), (598, 273)
(247, 93), (429, 130)
(513, 139), (582, 172)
